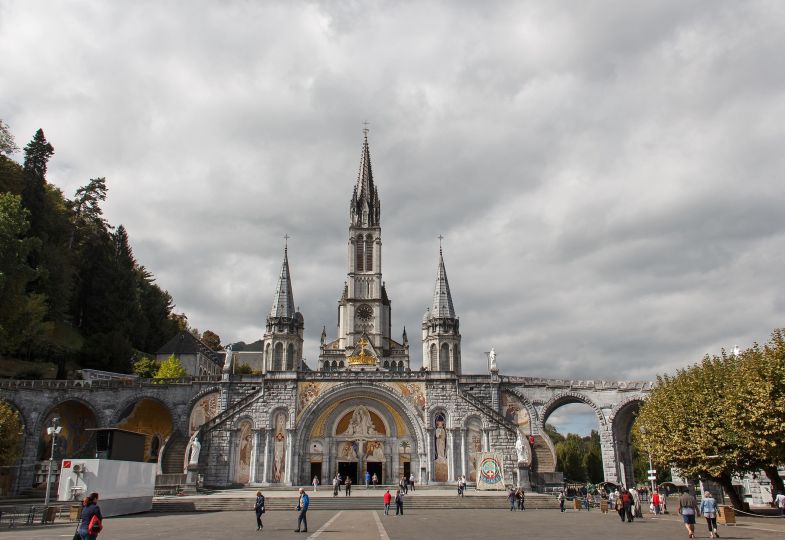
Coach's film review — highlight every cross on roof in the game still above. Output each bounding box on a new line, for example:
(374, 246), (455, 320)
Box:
(362, 120), (370, 137)
(438, 234), (444, 251)
(284, 233), (290, 249)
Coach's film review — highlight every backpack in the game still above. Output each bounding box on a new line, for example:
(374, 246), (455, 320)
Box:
(88, 514), (102, 535)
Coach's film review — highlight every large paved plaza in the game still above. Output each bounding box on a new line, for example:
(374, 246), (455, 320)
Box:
(2, 508), (784, 540)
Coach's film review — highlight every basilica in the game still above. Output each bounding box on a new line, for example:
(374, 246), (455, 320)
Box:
(1, 133), (652, 496)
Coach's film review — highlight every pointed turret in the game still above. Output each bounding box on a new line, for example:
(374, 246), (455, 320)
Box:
(262, 242), (304, 372)
(422, 244), (461, 373)
(270, 245), (295, 318)
(431, 248), (456, 318)
(350, 131), (380, 227)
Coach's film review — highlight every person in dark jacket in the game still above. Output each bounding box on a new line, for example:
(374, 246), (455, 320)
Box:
(254, 491), (265, 531)
(79, 492), (102, 540)
(395, 489), (404, 515)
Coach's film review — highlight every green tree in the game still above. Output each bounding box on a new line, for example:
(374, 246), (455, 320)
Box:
(0, 193), (48, 355)
(201, 330), (222, 351)
(0, 401), (23, 467)
(634, 354), (751, 509)
(583, 430), (604, 484)
(543, 423), (565, 445)
(556, 433), (587, 482)
(155, 354), (187, 379)
(0, 119), (19, 157)
(727, 331), (785, 495)
(236, 363), (253, 375)
(132, 356), (160, 378)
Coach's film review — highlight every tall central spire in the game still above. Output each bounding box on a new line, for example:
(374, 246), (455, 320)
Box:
(350, 130), (380, 227)
(431, 247), (456, 318)
(270, 244), (295, 318)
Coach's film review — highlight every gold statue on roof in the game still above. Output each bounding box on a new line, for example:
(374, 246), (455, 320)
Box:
(348, 337), (375, 366)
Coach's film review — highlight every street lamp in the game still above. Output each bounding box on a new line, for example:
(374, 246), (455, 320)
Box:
(639, 426), (656, 495)
(44, 417), (62, 507)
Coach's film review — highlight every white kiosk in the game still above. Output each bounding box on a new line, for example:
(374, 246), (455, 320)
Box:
(57, 428), (157, 516)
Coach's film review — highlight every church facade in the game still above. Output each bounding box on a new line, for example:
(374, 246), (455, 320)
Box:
(1, 134), (652, 495)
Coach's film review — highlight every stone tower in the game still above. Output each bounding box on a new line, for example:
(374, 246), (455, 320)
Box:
(422, 246), (461, 372)
(319, 131), (409, 371)
(262, 244), (304, 372)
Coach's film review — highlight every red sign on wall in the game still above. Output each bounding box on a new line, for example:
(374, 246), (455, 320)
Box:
(62, 460), (72, 468)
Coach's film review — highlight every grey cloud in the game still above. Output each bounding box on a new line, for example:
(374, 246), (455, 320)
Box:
(1, 1), (783, 382)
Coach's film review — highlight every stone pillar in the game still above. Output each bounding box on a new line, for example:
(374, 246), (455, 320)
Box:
(460, 429), (467, 479)
(482, 429), (490, 452)
(250, 429), (261, 484)
(425, 428), (433, 483)
(447, 429), (456, 482)
(285, 428), (295, 485)
(325, 437), (333, 483)
(599, 428), (619, 484)
(262, 430), (271, 484)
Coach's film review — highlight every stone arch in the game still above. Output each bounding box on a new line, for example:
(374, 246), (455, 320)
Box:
(36, 398), (100, 461)
(292, 381), (427, 488)
(355, 234), (364, 272)
(365, 233), (373, 270)
(609, 396), (646, 487)
(114, 396), (175, 463)
(273, 342), (284, 371)
(429, 343), (437, 370)
(286, 343), (295, 371)
(439, 343), (450, 371)
(264, 343), (271, 370)
(540, 391), (608, 431)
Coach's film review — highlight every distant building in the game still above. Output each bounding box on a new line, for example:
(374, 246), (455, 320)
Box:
(155, 331), (222, 376)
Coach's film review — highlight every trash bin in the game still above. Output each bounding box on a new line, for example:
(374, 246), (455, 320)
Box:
(44, 506), (57, 523)
(69, 505), (82, 522)
(574, 498), (582, 510)
(717, 505), (736, 525)
(600, 500), (609, 513)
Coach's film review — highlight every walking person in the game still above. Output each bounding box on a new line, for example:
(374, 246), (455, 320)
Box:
(700, 491), (720, 538)
(631, 486), (642, 518)
(400, 476), (407, 495)
(372, 473), (379, 488)
(294, 487), (309, 533)
(312, 475), (319, 493)
(365, 470), (371, 489)
(652, 490), (661, 515)
(337, 473), (342, 492)
(623, 489), (634, 522)
(78, 492), (102, 540)
(383, 489), (392, 515)
(345, 475), (352, 496)
(586, 492), (593, 511)
(395, 489), (404, 515)
(615, 490), (626, 521)
(775, 491), (785, 516)
(254, 490), (265, 531)
(678, 489), (698, 538)
(508, 487), (516, 511)
(409, 473), (415, 491)
(333, 475), (339, 497)
(558, 491), (565, 512)
(520, 487), (526, 511)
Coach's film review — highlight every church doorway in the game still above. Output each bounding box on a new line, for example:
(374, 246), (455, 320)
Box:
(310, 463), (322, 484)
(366, 462), (383, 484)
(338, 462), (357, 485)
(403, 461), (411, 481)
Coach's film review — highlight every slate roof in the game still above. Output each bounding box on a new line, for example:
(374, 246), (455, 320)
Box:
(156, 330), (221, 365)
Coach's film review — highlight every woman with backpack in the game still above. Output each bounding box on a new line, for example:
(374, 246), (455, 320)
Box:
(254, 490), (266, 531)
(78, 492), (102, 540)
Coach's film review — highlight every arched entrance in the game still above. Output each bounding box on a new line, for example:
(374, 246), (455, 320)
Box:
(294, 384), (426, 486)
(539, 393), (607, 485)
(611, 399), (645, 487)
(115, 398), (174, 463)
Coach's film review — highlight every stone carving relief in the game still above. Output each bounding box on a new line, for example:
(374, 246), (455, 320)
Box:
(272, 412), (286, 483)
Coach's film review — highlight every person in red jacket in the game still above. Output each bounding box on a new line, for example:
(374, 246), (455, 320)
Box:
(383, 489), (392, 515)
(652, 491), (661, 515)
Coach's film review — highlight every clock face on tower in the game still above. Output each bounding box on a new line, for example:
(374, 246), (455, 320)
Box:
(356, 304), (373, 321)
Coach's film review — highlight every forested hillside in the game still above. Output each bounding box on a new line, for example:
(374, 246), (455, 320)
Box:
(0, 120), (183, 377)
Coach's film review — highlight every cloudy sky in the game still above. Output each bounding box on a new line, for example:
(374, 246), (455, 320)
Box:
(2, 0), (784, 413)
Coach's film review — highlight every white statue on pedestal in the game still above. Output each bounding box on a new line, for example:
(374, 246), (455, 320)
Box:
(222, 343), (233, 374)
(188, 436), (201, 466)
(489, 347), (498, 372)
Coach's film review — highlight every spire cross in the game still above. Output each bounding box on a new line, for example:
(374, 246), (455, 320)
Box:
(437, 234), (444, 252)
(283, 233), (290, 249)
(362, 120), (370, 137)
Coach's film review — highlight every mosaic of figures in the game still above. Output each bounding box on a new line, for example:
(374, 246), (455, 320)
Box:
(189, 392), (219, 434)
(296, 381), (426, 422)
(501, 391), (531, 434)
(433, 413), (448, 482)
(235, 420), (252, 484)
(272, 411), (287, 483)
(466, 417), (483, 482)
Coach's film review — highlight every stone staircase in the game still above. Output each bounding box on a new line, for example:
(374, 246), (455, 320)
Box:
(457, 387), (517, 433)
(200, 387), (263, 434)
(152, 493), (560, 512)
(531, 435), (556, 473)
(161, 436), (188, 474)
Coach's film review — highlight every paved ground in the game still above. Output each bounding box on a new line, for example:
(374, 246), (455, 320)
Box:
(2, 508), (784, 540)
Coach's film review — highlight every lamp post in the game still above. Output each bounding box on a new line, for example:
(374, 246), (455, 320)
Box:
(639, 426), (656, 495)
(44, 417), (62, 507)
